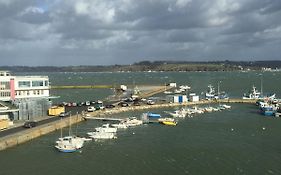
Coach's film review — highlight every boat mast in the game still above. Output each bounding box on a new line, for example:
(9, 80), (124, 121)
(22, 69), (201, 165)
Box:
(217, 81), (221, 104)
(260, 74), (263, 97)
(60, 117), (63, 138)
(69, 112), (72, 136)
(75, 112), (79, 135)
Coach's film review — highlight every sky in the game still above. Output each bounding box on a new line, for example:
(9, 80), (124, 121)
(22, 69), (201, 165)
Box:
(0, 0), (281, 66)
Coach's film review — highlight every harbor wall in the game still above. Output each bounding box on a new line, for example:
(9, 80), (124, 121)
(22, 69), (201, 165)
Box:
(0, 115), (84, 151)
(0, 98), (256, 151)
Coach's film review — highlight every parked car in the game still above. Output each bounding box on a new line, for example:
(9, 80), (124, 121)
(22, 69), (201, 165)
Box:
(105, 104), (115, 108)
(87, 106), (96, 112)
(59, 111), (70, 117)
(118, 102), (129, 107)
(23, 121), (37, 128)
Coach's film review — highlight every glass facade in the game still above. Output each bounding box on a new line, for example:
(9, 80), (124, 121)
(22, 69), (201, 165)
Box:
(32, 81), (44, 87)
(18, 81), (31, 88)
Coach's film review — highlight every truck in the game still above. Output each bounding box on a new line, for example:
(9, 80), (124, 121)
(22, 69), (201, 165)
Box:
(48, 106), (65, 116)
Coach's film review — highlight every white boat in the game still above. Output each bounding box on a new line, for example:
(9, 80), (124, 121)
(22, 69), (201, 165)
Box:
(242, 86), (261, 99)
(111, 123), (128, 129)
(55, 117), (84, 153)
(220, 104), (231, 109)
(95, 123), (117, 133)
(179, 85), (191, 90)
(55, 136), (85, 153)
(204, 106), (214, 112)
(158, 117), (175, 122)
(87, 131), (117, 139)
(122, 117), (143, 127)
(174, 89), (183, 94)
(189, 106), (204, 114)
(205, 85), (216, 99)
(166, 108), (187, 118)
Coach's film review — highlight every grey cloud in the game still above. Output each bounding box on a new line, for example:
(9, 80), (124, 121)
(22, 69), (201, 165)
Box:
(0, 0), (281, 66)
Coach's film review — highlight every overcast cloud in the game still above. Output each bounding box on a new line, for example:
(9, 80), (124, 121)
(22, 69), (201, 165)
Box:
(0, 0), (281, 66)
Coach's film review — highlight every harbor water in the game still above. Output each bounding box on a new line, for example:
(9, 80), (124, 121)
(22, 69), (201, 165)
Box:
(1, 71), (281, 175)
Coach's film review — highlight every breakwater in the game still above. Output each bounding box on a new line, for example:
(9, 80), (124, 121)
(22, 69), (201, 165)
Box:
(0, 98), (256, 151)
(50, 85), (113, 89)
(0, 115), (84, 151)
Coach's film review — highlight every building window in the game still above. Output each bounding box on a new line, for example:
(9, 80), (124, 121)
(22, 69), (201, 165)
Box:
(18, 81), (31, 88)
(0, 82), (10, 90)
(32, 81), (44, 87)
(1, 91), (11, 97)
(44, 81), (49, 86)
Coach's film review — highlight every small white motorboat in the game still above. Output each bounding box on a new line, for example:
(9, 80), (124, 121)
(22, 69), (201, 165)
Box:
(122, 117), (143, 127)
(88, 131), (117, 139)
(220, 104), (231, 109)
(111, 123), (128, 129)
(95, 123), (117, 133)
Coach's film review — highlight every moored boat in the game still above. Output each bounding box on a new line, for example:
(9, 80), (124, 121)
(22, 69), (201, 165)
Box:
(88, 131), (117, 139)
(122, 117), (143, 127)
(55, 136), (85, 153)
(242, 85), (262, 99)
(161, 121), (177, 126)
(95, 123), (117, 133)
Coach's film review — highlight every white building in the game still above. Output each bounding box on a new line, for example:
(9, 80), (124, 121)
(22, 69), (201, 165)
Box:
(0, 71), (50, 101)
(0, 71), (51, 120)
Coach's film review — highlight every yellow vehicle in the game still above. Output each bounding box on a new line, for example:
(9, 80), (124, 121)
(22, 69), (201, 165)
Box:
(48, 106), (65, 116)
(0, 119), (9, 130)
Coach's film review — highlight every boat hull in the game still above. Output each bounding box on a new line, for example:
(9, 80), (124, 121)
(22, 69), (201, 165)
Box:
(161, 121), (177, 126)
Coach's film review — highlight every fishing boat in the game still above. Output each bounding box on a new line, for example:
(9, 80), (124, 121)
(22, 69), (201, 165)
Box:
(161, 121), (177, 126)
(205, 85), (216, 99)
(242, 86), (262, 99)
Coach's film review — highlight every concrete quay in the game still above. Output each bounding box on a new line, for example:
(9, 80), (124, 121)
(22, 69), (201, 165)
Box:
(86, 98), (257, 118)
(0, 98), (256, 151)
(0, 115), (84, 151)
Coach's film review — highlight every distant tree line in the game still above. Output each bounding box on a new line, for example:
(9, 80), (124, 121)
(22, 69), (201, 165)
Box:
(1, 60), (281, 72)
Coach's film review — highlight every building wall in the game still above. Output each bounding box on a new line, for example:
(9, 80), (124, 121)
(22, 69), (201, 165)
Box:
(13, 98), (52, 120)
(0, 74), (50, 101)
(0, 71), (51, 121)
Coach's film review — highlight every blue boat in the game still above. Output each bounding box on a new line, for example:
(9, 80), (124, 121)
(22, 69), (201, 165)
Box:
(261, 106), (275, 116)
(147, 112), (161, 118)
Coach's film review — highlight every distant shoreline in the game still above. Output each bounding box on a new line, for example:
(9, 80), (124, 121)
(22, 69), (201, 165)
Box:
(1, 60), (281, 73)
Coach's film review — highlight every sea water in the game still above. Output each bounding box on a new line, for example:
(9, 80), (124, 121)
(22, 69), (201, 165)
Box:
(0, 71), (281, 175)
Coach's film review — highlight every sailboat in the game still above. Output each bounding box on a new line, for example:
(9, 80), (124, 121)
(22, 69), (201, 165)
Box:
(55, 114), (85, 153)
